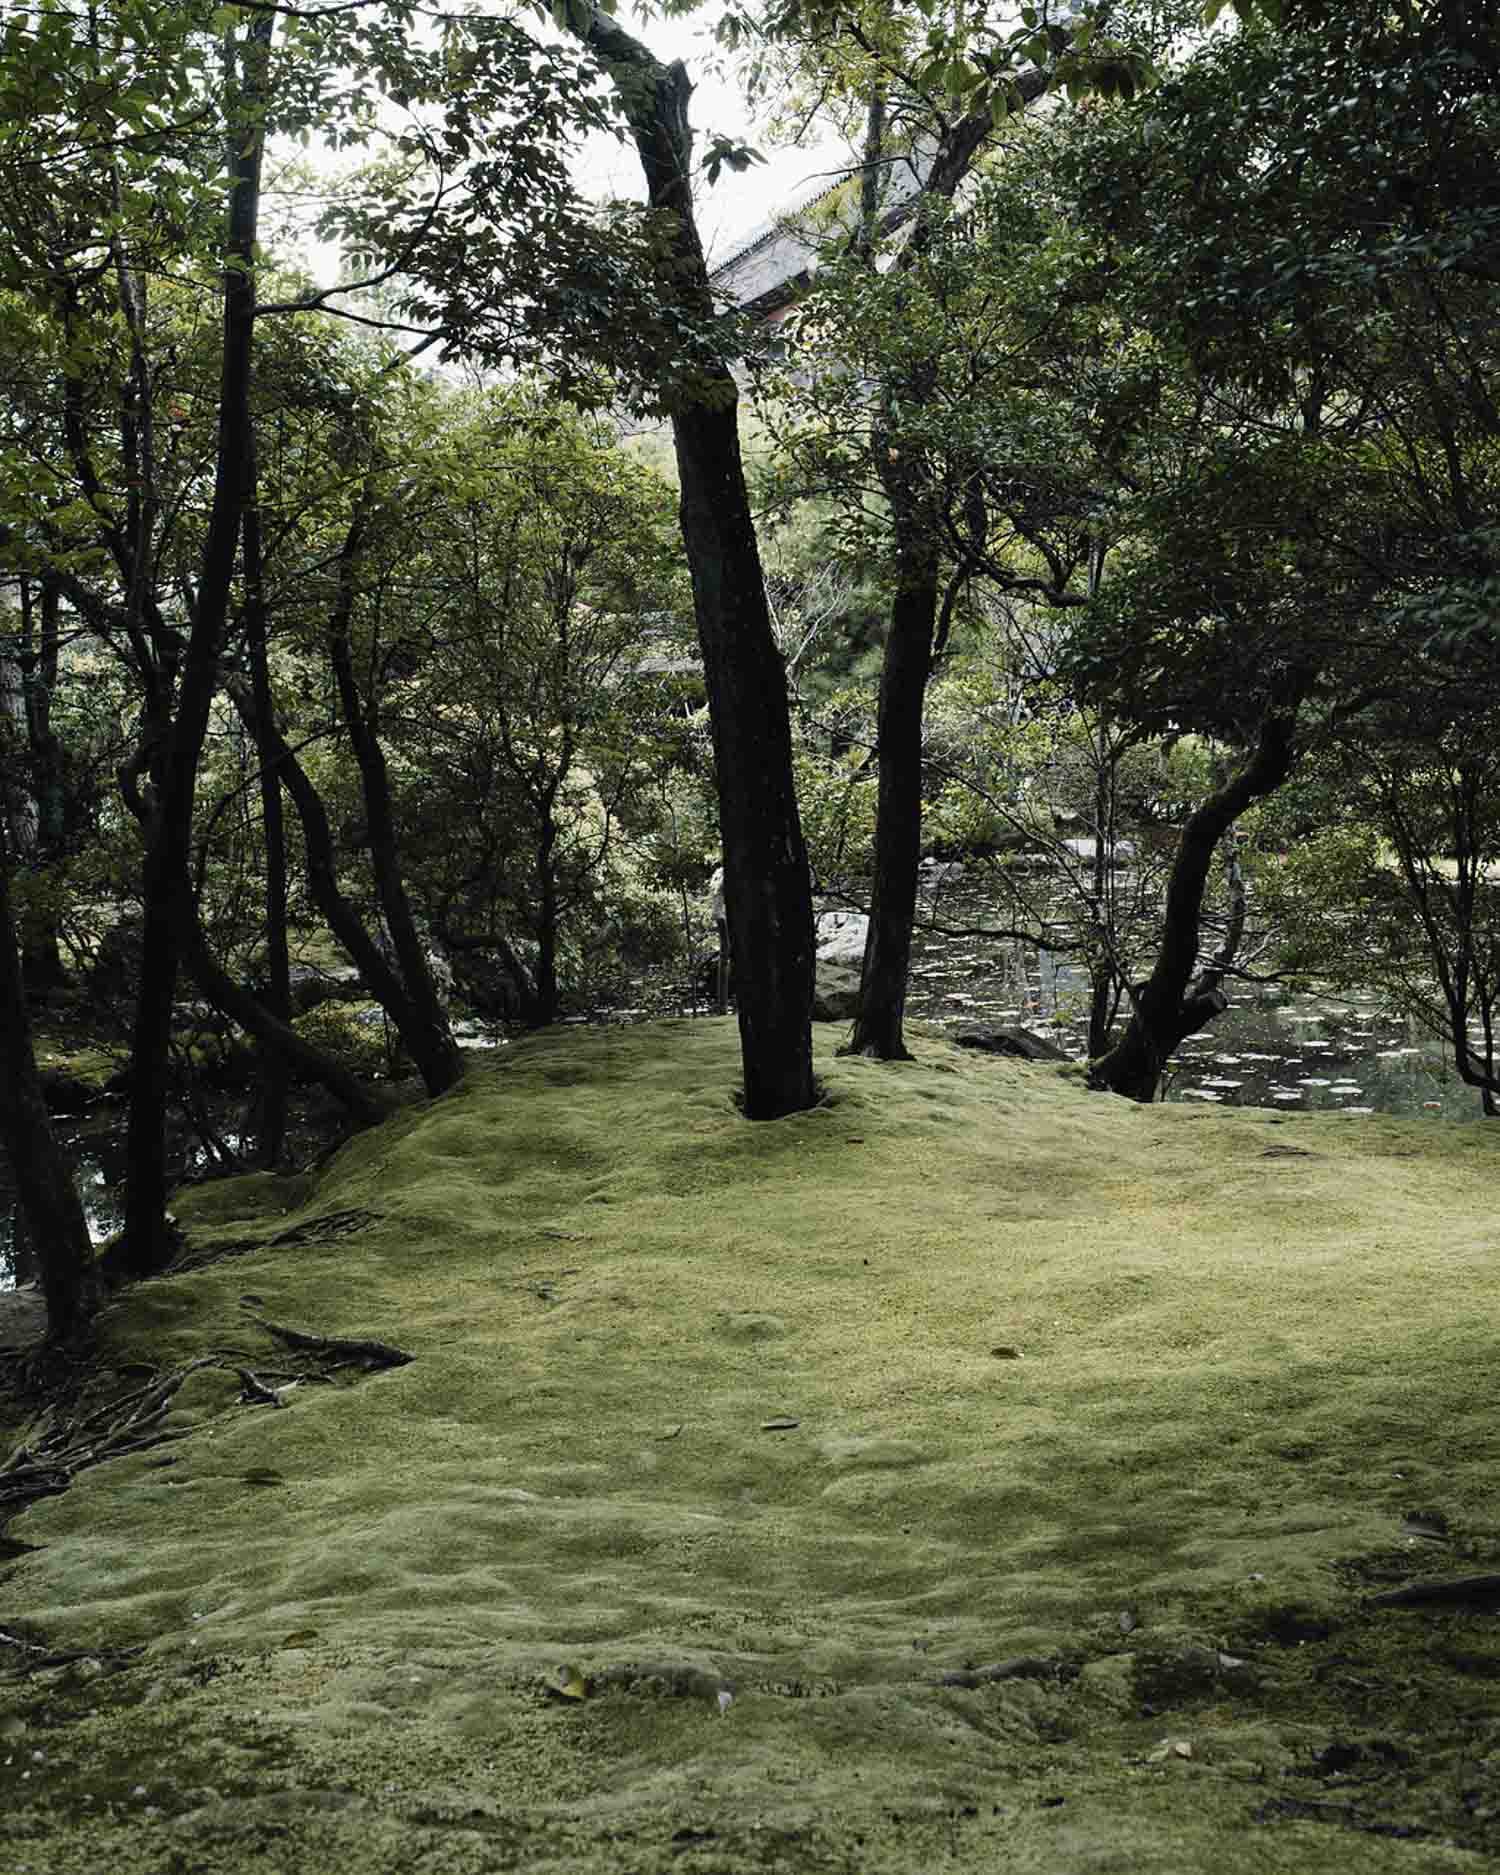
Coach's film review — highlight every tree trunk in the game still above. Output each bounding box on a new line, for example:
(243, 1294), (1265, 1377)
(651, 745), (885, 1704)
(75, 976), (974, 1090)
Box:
(845, 531), (941, 1057)
(841, 84), (1040, 1062)
(673, 397), (817, 1115)
(242, 446), (292, 1163)
(1, 579), (68, 994)
(0, 824), (98, 1337)
(121, 13), (272, 1280)
(1089, 713), (1297, 1101)
(570, 6), (816, 1119)
(534, 808), (560, 1027)
(175, 878), (389, 1127)
(325, 502), (462, 1096)
(224, 677), (456, 1088)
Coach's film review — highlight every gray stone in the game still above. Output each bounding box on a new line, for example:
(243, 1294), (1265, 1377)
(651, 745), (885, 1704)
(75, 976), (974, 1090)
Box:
(815, 909), (869, 965)
(287, 965), (362, 1015)
(951, 1023), (1069, 1062)
(813, 961), (862, 1022)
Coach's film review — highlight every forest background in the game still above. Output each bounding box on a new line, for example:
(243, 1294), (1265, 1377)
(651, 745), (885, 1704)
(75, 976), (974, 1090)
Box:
(3, 0), (1499, 1339)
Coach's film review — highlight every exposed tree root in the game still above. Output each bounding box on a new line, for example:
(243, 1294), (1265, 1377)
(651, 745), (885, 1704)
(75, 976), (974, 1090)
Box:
(1367, 1572), (1500, 1609)
(237, 1305), (413, 1372)
(937, 1655), (1064, 1688)
(166, 1207), (382, 1275)
(0, 1312), (413, 1525)
(0, 1624), (146, 1675)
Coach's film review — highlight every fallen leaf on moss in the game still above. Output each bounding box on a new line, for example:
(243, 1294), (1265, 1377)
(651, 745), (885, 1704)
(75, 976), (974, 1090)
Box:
(545, 1663), (588, 1701)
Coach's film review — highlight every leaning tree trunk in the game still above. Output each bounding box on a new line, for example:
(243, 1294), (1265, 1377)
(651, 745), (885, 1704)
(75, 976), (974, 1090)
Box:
(0, 822), (98, 1337)
(325, 497), (462, 1095)
(570, 5), (816, 1119)
(121, 12), (272, 1280)
(176, 881), (389, 1128)
(1089, 712), (1297, 1101)
(225, 678), (457, 1092)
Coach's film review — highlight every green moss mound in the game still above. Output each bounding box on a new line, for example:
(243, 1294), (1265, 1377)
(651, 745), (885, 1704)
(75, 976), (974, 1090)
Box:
(5, 1020), (1500, 1872)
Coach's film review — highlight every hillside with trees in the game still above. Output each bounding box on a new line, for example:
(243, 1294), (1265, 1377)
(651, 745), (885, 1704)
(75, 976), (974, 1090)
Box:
(4, 0), (1500, 1330)
(4, 1), (1500, 1863)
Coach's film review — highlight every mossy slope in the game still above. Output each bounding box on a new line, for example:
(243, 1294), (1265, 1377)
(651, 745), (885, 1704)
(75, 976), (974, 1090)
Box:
(4, 1020), (1500, 1872)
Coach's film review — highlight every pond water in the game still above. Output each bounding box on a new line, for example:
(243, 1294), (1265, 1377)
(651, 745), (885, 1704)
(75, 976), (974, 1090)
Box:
(1, 1109), (129, 1291)
(903, 889), (1487, 1123)
(0, 1104), (347, 1293)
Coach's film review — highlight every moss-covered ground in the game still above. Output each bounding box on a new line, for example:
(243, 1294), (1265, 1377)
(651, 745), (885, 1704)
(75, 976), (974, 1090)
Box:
(4, 1019), (1500, 1872)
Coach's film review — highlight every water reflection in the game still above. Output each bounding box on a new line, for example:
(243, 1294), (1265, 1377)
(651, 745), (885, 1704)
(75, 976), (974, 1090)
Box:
(1, 1111), (128, 1290)
(905, 902), (1490, 1123)
(0, 1117), (258, 1292)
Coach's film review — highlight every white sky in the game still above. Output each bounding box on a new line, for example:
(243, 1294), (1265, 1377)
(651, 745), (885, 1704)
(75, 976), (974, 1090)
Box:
(572, 8), (849, 264)
(272, 6), (847, 298)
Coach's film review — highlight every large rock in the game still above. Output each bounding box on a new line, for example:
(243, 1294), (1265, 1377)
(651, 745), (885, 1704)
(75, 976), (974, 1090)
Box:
(1060, 835), (1136, 864)
(287, 964), (363, 1015)
(951, 1023), (1070, 1062)
(91, 914), (144, 997)
(814, 909), (869, 966)
(813, 961), (863, 1022)
(36, 1065), (102, 1114)
(812, 911), (868, 1021)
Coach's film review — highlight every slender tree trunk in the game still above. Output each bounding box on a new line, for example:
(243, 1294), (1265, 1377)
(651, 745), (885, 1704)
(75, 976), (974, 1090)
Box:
(840, 73), (1055, 1060)
(1085, 750), (1118, 1058)
(570, 6), (816, 1118)
(223, 678), (454, 1087)
(7, 578), (68, 992)
(534, 809), (559, 1027)
(175, 879), (389, 1127)
(324, 508), (463, 1094)
(845, 530), (941, 1057)
(1089, 713), (1297, 1101)
(121, 13), (272, 1279)
(241, 446), (292, 1162)
(0, 824), (98, 1337)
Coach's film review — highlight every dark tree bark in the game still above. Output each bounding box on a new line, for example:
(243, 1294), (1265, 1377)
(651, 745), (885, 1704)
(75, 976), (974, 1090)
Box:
(1088, 713), (1298, 1101)
(843, 80), (1044, 1060)
(325, 495), (463, 1094)
(241, 447), (293, 1162)
(175, 886), (389, 1127)
(121, 13), (273, 1279)
(673, 396), (817, 1114)
(0, 822), (98, 1337)
(224, 678), (456, 1093)
(569, 6), (816, 1119)
(845, 525), (942, 1058)
(534, 794), (560, 1027)
(5, 578), (70, 993)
